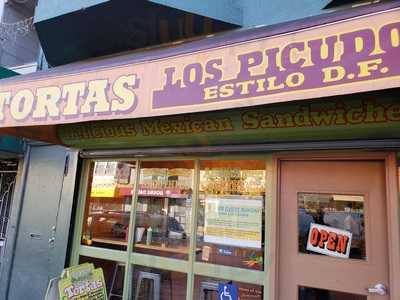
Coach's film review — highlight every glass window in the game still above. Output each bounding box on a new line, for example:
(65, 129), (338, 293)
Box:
(132, 265), (187, 300)
(299, 286), (366, 300)
(79, 256), (125, 300)
(298, 193), (365, 260)
(81, 161), (136, 250)
(133, 161), (194, 260)
(194, 275), (263, 299)
(196, 160), (266, 270)
(76, 158), (269, 300)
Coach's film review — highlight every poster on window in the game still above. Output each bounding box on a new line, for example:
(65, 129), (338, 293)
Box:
(90, 162), (118, 197)
(204, 197), (262, 248)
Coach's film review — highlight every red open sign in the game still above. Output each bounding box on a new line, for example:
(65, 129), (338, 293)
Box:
(306, 223), (352, 258)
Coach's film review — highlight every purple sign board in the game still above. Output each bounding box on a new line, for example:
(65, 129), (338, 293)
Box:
(0, 7), (399, 128)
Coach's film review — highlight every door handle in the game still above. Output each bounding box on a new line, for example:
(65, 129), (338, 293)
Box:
(29, 233), (42, 240)
(366, 283), (388, 296)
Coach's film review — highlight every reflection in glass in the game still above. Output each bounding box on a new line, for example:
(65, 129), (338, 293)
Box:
(298, 193), (365, 259)
(299, 286), (366, 300)
(194, 275), (263, 299)
(79, 256), (125, 300)
(81, 161), (136, 250)
(133, 161), (194, 260)
(132, 266), (187, 300)
(196, 160), (266, 270)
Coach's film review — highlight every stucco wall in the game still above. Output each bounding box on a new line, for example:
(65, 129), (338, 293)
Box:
(0, 0), (5, 21)
(0, 1), (39, 69)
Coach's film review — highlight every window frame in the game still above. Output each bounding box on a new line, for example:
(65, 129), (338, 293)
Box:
(69, 154), (274, 300)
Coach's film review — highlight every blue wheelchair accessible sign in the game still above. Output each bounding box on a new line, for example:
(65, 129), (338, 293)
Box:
(218, 282), (238, 300)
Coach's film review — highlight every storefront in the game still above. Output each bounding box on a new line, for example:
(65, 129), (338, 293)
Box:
(0, 4), (399, 300)
(61, 92), (400, 300)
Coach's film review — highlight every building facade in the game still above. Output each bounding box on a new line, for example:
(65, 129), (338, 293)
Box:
(0, 65), (77, 300)
(0, 0), (40, 73)
(0, 1), (399, 300)
(0, 2), (77, 300)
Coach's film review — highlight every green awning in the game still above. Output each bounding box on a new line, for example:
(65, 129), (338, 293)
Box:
(0, 66), (18, 79)
(0, 67), (24, 155)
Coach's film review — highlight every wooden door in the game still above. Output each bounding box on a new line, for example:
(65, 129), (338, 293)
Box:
(278, 160), (389, 300)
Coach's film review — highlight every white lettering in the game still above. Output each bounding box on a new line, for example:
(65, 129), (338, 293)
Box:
(10, 90), (34, 121)
(80, 80), (110, 114)
(111, 75), (138, 112)
(0, 92), (11, 121)
(32, 86), (61, 119)
(62, 82), (86, 116)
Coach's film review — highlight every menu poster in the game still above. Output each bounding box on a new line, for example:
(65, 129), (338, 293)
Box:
(90, 162), (118, 197)
(58, 263), (107, 300)
(204, 197), (262, 248)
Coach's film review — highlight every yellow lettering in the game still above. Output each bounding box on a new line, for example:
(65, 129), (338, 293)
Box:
(357, 59), (382, 77)
(346, 107), (364, 124)
(286, 72), (305, 87)
(241, 111), (259, 129)
(386, 104), (400, 121)
(141, 121), (161, 135)
(237, 80), (255, 95)
(204, 86), (218, 100)
(322, 66), (346, 83)
(267, 76), (284, 91)
(191, 121), (203, 133)
(219, 84), (234, 98)
(204, 120), (217, 131)
(216, 118), (234, 131)
(260, 113), (275, 128)
(391, 28), (400, 47)
(160, 122), (171, 134)
(256, 79), (266, 92)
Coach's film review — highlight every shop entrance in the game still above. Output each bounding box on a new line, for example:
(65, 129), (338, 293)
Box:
(278, 159), (390, 300)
